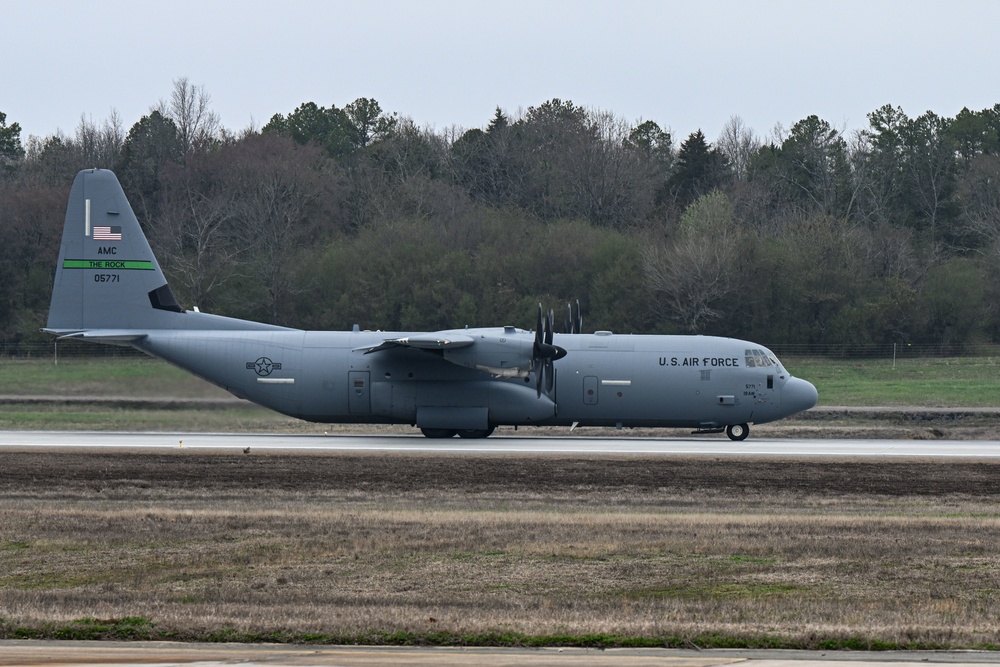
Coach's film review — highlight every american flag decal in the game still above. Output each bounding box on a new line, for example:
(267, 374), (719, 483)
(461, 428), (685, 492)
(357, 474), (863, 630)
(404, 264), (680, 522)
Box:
(93, 226), (122, 241)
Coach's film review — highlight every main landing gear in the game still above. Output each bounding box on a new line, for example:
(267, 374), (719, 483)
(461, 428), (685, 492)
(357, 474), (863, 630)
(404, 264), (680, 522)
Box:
(419, 427), (496, 439)
(693, 423), (751, 440)
(725, 423), (750, 441)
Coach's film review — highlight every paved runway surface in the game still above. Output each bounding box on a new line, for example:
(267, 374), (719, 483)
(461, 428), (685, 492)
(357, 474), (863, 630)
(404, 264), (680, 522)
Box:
(1, 430), (999, 457)
(2, 642), (999, 667)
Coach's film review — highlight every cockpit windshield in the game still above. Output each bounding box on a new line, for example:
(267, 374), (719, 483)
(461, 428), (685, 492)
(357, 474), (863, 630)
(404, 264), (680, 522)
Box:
(745, 348), (785, 374)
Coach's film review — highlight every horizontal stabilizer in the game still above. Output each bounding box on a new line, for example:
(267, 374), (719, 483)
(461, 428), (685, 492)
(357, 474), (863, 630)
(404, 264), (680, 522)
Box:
(42, 329), (148, 343)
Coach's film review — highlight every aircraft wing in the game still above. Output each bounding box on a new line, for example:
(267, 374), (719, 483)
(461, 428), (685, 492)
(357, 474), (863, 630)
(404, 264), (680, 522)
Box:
(361, 329), (539, 380)
(362, 333), (476, 355)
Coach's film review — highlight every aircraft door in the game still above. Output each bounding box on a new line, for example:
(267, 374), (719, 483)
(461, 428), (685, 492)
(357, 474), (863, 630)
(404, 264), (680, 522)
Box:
(583, 376), (599, 405)
(348, 371), (370, 414)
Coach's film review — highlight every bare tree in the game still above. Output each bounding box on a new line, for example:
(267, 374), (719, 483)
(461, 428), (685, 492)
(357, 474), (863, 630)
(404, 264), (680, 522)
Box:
(350, 119), (462, 226)
(959, 154), (1000, 257)
(846, 130), (887, 227)
(75, 110), (124, 168)
(153, 134), (343, 320)
(229, 135), (342, 322)
(716, 115), (760, 180)
(156, 77), (221, 153)
(572, 109), (656, 227)
(902, 111), (957, 240)
(21, 132), (86, 185)
(642, 191), (744, 331)
(154, 158), (246, 309)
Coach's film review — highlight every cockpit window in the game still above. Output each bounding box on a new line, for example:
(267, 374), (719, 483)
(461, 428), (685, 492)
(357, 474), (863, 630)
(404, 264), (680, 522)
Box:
(770, 355), (785, 374)
(745, 348), (773, 368)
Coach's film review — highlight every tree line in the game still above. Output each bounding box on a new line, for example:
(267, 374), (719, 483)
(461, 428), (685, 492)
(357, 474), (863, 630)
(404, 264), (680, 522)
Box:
(2, 78), (1000, 354)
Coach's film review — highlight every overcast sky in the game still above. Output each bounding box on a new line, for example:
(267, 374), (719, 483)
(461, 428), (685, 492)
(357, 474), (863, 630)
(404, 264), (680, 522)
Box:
(5, 0), (999, 147)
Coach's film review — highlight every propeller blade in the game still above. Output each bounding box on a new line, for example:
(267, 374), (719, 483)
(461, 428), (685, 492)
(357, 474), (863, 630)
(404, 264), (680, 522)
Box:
(545, 360), (554, 393)
(535, 304), (543, 347)
(545, 309), (554, 346)
(534, 304), (544, 398)
(564, 300), (583, 334)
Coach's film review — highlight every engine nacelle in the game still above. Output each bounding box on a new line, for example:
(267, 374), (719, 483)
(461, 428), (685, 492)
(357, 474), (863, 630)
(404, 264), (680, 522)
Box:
(442, 328), (536, 378)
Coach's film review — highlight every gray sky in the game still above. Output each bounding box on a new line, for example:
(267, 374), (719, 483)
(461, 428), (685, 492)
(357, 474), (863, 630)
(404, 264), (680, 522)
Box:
(5, 0), (999, 146)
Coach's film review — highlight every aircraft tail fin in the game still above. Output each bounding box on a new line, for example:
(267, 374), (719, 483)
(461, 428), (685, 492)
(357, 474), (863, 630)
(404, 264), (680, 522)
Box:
(45, 169), (186, 334)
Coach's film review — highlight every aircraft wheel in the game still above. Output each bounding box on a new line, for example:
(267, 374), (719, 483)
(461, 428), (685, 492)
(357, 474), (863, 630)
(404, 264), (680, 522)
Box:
(726, 423), (749, 441)
(457, 427), (496, 439)
(420, 428), (458, 438)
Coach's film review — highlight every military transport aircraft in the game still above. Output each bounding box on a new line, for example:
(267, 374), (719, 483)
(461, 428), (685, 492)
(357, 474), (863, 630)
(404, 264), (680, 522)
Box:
(44, 169), (818, 440)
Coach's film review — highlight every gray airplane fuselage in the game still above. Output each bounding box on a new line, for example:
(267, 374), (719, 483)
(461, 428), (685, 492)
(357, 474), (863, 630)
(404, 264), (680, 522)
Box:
(137, 326), (816, 431)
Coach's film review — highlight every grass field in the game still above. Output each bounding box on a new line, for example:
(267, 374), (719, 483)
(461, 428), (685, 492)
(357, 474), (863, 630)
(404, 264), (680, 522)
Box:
(791, 355), (1000, 407)
(0, 356), (230, 399)
(1, 452), (999, 649)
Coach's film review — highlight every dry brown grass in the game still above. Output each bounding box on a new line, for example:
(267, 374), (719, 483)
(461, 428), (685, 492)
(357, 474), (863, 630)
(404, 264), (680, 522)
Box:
(2, 451), (1000, 647)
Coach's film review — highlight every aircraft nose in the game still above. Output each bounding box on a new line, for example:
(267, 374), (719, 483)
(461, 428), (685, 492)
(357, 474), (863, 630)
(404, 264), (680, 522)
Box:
(782, 377), (818, 416)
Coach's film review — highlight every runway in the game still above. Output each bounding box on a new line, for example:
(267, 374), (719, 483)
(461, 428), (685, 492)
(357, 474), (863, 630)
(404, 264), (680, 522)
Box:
(1, 430), (1000, 457)
(2, 642), (999, 667)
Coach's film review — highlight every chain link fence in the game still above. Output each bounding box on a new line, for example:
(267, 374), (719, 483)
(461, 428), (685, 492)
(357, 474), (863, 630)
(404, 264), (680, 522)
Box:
(2, 342), (149, 360)
(768, 342), (1000, 359)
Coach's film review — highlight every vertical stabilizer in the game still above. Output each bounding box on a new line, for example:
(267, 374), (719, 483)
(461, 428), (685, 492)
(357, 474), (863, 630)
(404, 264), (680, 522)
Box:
(46, 169), (184, 332)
